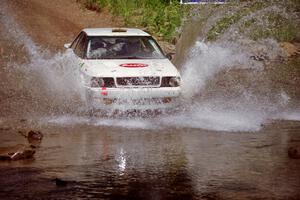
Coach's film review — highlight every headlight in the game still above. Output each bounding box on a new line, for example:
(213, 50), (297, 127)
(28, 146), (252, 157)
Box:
(169, 77), (180, 87)
(90, 77), (116, 88)
(161, 77), (181, 87)
(90, 77), (105, 87)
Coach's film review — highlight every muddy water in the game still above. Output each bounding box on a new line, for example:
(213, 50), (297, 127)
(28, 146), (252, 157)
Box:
(1, 1), (300, 200)
(1, 119), (300, 199)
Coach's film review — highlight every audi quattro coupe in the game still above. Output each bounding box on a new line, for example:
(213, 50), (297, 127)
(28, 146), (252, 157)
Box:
(65, 28), (181, 112)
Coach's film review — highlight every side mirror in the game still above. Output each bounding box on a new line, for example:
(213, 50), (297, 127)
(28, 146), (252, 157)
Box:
(64, 43), (71, 49)
(166, 53), (174, 60)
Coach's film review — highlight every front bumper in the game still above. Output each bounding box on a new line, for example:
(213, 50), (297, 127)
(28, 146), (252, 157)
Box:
(85, 87), (181, 110)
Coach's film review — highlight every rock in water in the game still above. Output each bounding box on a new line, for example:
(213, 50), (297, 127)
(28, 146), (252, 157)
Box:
(0, 130), (43, 161)
(28, 130), (43, 140)
(0, 144), (35, 161)
(10, 149), (35, 160)
(288, 147), (300, 159)
(54, 178), (67, 187)
(27, 130), (43, 147)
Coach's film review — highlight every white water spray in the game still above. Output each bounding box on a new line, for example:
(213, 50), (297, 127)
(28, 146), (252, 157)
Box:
(1, 2), (299, 132)
(180, 41), (257, 99)
(0, 2), (86, 114)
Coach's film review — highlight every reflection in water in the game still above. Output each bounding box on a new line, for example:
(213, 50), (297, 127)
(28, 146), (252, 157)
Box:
(1, 121), (300, 199)
(118, 148), (126, 175)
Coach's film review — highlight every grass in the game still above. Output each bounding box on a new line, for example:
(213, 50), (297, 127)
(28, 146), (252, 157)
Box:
(78, 0), (299, 43)
(78, 0), (184, 41)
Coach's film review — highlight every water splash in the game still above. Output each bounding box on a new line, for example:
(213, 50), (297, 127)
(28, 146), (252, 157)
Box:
(172, 36), (293, 131)
(180, 41), (257, 99)
(0, 2), (86, 115)
(276, 112), (300, 121)
(1, 1), (299, 132)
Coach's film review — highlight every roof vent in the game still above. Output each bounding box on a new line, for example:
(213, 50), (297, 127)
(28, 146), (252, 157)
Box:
(112, 28), (127, 33)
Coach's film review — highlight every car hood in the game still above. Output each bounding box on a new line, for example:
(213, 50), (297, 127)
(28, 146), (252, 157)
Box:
(81, 59), (180, 77)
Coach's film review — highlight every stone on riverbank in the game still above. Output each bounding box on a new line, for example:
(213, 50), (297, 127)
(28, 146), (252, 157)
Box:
(19, 130), (43, 148)
(0, 130), (43, 161)
(288, 147), (300, 159)
(0, 144), (35, 161)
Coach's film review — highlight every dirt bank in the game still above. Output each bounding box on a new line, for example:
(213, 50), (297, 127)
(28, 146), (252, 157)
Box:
(5, 0), (123, 51)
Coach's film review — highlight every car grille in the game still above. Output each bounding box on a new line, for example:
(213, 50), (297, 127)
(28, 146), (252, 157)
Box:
(116, 77), (160, 87)
(110, 98), (173, 105)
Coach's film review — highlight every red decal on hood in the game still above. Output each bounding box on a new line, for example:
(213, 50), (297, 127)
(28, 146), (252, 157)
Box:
(120, 63), (149, 68)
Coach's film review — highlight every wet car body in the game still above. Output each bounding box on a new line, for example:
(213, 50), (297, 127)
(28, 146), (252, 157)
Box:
(65, 28), (181, 113)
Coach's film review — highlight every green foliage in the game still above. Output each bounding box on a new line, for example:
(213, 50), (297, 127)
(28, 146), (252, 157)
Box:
(81, 0), (183, 41)
(80, 0), (299, 43)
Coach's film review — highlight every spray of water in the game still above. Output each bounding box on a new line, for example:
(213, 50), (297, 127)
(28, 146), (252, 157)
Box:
(40, 39), (294, 132)
(0, 2), (299, 132)
(0, 2), (86, 116)
(157, 39), (290, 132)
(180, 41), (255, 99)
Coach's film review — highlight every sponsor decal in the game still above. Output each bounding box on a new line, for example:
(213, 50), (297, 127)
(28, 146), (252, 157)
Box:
(120, 63), (149, 68)
(101, 87), (108, 96)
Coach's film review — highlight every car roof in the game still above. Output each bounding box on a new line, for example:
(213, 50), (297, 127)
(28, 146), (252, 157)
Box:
(82, 28), (151, 36)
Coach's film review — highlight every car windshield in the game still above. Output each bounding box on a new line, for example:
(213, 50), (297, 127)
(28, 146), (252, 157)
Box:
(86, 36), (165, 59)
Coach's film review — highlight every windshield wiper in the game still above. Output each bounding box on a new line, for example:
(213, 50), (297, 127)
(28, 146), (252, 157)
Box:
(116, 56), (146, 59)
(88, 56), (157, 59)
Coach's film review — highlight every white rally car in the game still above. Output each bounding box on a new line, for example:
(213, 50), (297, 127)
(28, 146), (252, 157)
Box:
(65, 28), (181, 113)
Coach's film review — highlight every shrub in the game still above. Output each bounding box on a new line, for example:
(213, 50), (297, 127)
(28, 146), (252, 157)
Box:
(80, 0), (183, 41)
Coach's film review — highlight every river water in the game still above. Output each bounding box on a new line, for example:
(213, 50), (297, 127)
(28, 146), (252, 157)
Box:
(0, 1), (300, 200)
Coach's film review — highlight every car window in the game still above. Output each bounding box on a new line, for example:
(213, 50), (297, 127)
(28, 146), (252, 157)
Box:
(74, 33), (88, 58)
(71, 32), (83, 50)
(86, 36), (165, 59)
